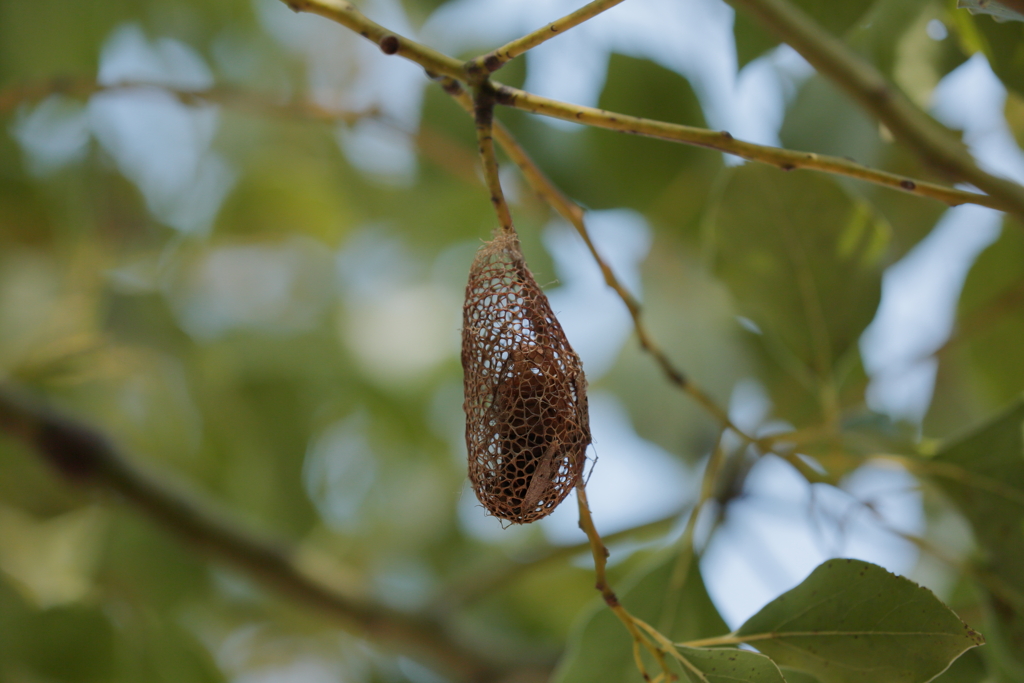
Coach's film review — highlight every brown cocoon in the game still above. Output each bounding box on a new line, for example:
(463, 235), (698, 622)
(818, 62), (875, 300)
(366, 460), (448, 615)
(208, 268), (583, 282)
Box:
(462, 230), (591, 524)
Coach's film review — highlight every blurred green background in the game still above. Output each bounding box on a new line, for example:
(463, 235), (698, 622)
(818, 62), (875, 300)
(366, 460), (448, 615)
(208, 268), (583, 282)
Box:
(2, 0), (1024, 681)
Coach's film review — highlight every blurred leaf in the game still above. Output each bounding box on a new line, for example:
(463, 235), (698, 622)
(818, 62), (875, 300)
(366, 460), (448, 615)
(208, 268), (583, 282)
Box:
(848, 0), (935, 78)
(708, 165), (886, 424)
(551, 54), (718, 212)
(553, 552), (729, 683)
(953, 221), (1024, 407)
(733, 0), (872, 67)
(736, 559), (984, 683)
(930, 398), (1024, 671)
(780, 75), (883, 167)
(7, 601), (116, 683)
(958, 0), (1024, 23)
(677, 646), (786, 683)
(963, 10), (1024, 96)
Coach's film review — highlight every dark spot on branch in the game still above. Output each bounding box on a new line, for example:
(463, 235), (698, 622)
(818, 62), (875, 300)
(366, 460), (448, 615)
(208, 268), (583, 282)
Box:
(287, 1), (301, 11)
(379, 35), (399, 55)
(575, 111), (582, 120)
(493, 87), (516, 107)
(781, 163), (795, 171)
(900, 179), (916, 190)
(484, 54), (502, 73)
(550, 25), (558, 32)
(602, 590), (620, 607)
(38, 414), (108, 481)
(720, 130), (733, 140)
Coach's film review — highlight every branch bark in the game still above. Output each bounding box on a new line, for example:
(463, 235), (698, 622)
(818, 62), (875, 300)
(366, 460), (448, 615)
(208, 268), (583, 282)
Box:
(0, 386), (514, 683)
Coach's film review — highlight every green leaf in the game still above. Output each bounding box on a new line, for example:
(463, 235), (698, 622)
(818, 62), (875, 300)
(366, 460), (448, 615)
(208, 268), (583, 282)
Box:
(553, 551), (729, 683)
(964, 11), (1024, 97)
(708, 165), (887, 423)
(567, 54), (718, 212)
(931, 399), (1024, 670)
(736, 559), (984, 683)
(733, 0), (873, 67)
(954, 223), (1024, 408)
(677, 646), (786, 683)
(958, 0), (1024, 23)
(779, 76), (883, 168)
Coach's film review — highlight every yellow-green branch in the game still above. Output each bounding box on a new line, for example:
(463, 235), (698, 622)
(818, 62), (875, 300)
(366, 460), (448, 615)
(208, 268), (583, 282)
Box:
(467, 0), (627, 78)
(490, 82), (1010, 213)
(724, 0), (1024, 220)
(472, 84), (515, 232)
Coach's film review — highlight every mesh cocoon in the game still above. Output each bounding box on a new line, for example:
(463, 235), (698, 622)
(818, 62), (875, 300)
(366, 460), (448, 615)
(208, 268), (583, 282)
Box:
(462, 230), (591, 524)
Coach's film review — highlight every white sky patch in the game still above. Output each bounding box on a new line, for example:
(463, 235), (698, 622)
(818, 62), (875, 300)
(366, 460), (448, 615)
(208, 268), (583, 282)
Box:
(730, 45), (813, 151)
(701, 456), (921, 628)
(11, 96), (91, 176)
(932, 53), (1024, 185)
(170, 237), (335, 339)
(89, 23), (235, 234)
(335, 230), (462, 387)
(304, 412), (377, 532)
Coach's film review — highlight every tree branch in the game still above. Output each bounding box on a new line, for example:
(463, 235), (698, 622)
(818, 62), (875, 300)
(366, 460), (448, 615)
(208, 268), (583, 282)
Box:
(271, 0), (1010, 215)
(471, 83), (515, 232)
(724, 0), (1024, 220)
(466, 0), (627, 79)
(0, 386), (510, 683)
(489, 82), (1010, 213)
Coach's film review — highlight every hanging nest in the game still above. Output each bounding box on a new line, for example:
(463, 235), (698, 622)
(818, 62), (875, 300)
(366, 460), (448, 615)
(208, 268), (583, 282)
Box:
(462, 230), (591, 524)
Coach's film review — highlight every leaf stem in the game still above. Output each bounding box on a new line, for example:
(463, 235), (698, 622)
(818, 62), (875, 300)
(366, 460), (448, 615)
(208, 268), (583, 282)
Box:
(466, 0), (627, 78)
(576, 481), (675, 681)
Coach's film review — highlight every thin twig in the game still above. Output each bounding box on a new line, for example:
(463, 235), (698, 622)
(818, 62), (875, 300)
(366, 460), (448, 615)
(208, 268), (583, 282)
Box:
(0, 386), (506, 683)
(472, 84), (515, 232)
(576, 481), (676, 681)
(724, 0), (1024, 220)
(489, 83), (1010, 213)
(434, 505), (686, 611)
(282, 0), (467, 81)
(466, 0), (627, 79)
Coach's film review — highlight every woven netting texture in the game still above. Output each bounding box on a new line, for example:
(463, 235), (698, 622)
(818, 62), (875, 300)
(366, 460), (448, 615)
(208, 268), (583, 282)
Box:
(462, 230), (591, 524)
